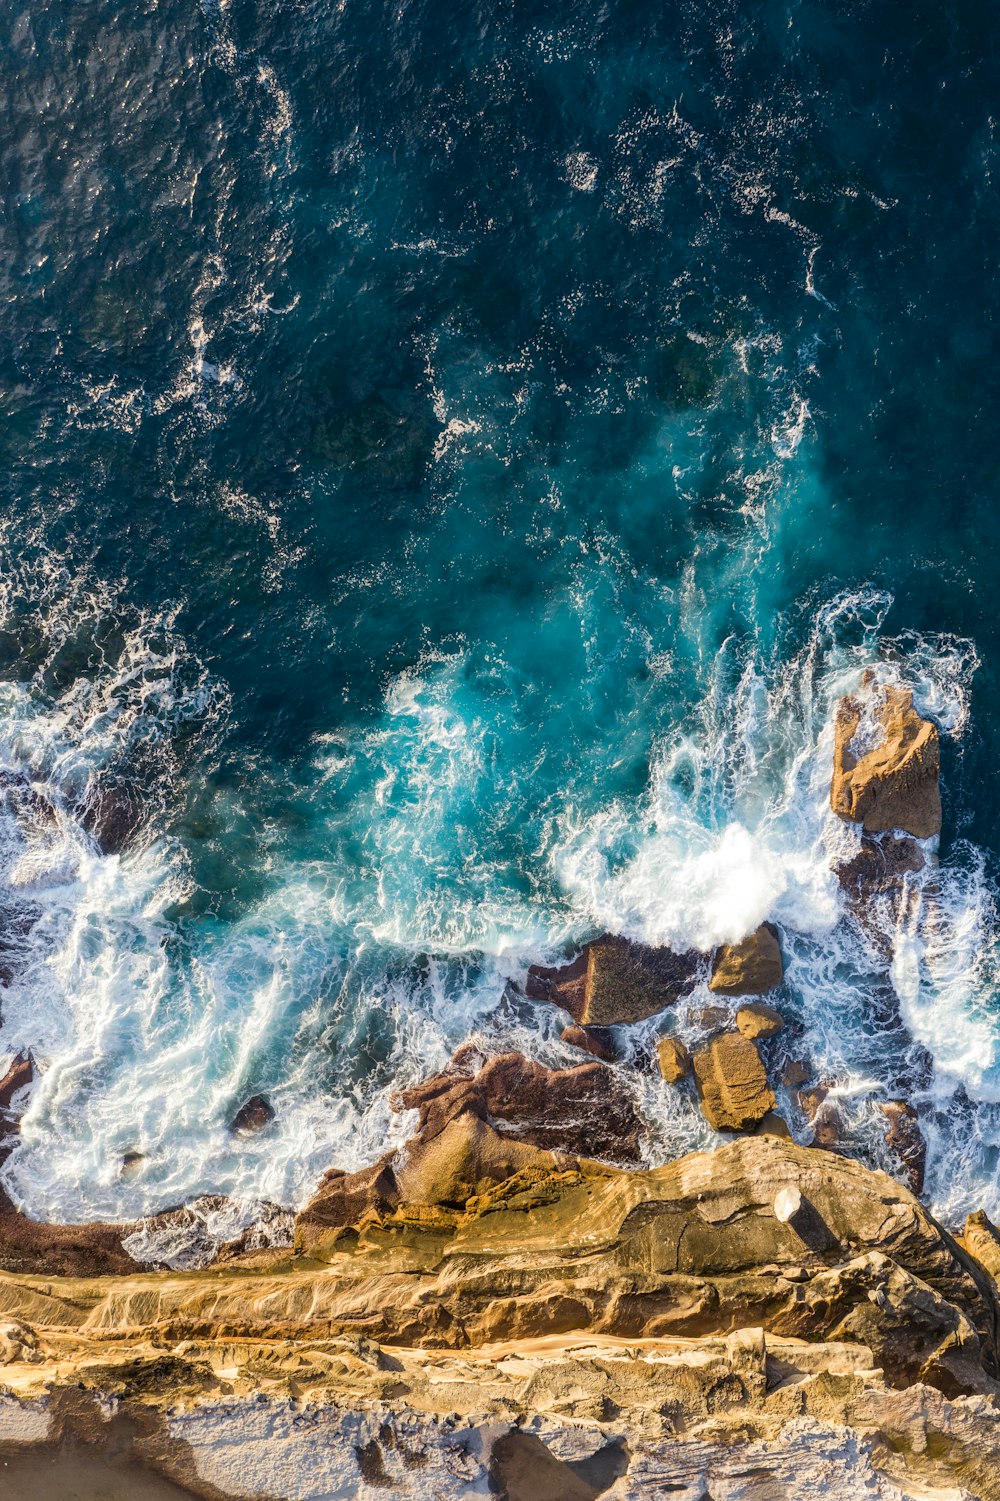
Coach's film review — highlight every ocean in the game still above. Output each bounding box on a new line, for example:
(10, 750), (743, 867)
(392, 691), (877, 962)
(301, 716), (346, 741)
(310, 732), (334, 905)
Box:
(3, 0), (1000, 1257)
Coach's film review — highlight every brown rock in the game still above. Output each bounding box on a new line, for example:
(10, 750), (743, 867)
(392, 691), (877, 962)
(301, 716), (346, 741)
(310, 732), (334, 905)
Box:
(0, 1053), (32, 1117)
(692, 1032), (776, 1132)
(755, 1110), (792, 1139)
(797, 1085), (843, 1150)
(120, 1152), (145, 1178)
(880, 1100), (927, 1196)
(831, 680), (941, 839)
(527, 935), (700, 1025)
(230, 1095), (276, 1135)
(781, 1057), (812, 1088)
(393, 1050), (644, 1164)
(710, 923), (783, 996)
(689, 1005), (731, 1033)
(560, 1025), (618, 1063)
(735, 1002), (785, 1041)
(656, 1036), (692, 1084)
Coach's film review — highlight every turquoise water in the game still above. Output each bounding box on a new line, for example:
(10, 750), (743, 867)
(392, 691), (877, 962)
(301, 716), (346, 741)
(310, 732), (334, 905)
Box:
(2, 0), (1000, 1251)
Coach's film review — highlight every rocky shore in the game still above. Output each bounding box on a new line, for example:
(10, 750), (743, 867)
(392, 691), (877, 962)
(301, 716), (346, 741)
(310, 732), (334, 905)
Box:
(2, 676), (999, 1498)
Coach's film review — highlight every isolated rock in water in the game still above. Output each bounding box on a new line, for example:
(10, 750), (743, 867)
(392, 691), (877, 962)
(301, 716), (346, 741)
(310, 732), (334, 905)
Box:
(831, 679), (941, 839)
(710, 923), (783, 996)
(781, 1057), (813, 1087)
(736, 1001), (785, 1041)
(527, 935), (700, 1025)
(689, 1004), (731, 1033)
(656, 1036), (692, 1084)
(798, 1084), (843, 1150)
(120, 1152), (146, 1178)
(560, 1024), (618, 1063)
(230, 1095), (276, 1135)
(692, 1032), (776, 1132)
(880, 1099), (927, 1196)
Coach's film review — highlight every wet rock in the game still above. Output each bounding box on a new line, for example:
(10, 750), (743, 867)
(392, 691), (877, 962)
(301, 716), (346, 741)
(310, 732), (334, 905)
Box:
(560, 1024), (618, 1063)
(527, 935), (700, 1025)
(230, 1095), (276, 1136)
(879, 1100), (927, 1196)
(81, 780), (146, 855)
(689, 1004), (731, 1033)
(121, 1152), (146, 1178)
(692, 1032), (776, 1132)
(656, 1036), (692, 1084)
(798, 1085), (843, 1150)
(781, 1057), (813, 1088)
(735, 1001), (785, 1041)
(393, 1049), (645, 1164)
(0, 1053), (32, 1118)
(831, 679), (941, 839)
(836, 831), (925, 902)
(709, 923), (783, 997)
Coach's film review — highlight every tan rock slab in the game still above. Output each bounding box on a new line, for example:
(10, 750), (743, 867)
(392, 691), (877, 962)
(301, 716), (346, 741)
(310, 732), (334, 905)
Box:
(692, 1032), (776, 1132)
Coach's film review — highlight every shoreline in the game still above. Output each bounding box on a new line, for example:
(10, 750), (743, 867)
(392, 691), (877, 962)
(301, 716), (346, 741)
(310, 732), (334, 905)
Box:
(3, 678), (1000, 1498)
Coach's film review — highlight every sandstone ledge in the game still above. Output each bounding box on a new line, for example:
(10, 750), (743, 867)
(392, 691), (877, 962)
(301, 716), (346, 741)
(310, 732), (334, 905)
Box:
(1, 1132), (1000, 1497)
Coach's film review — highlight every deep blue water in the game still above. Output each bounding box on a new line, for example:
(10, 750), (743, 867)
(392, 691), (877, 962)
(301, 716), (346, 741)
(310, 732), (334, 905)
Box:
(2, 0), (1000, 1247)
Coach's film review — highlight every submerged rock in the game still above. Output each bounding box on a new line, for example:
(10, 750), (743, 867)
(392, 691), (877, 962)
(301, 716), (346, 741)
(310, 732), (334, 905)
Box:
(735, 1001), (785, 1040)
(692, 1032), (776, 1132)
(831, 679), (941, 839)
(880, 1099), (927, 1196)
(709, 923), (783, 996)
(656, 1036), (692, 1084)
(230, 1095), (276, 1136)
(527, 935), (700, 1025)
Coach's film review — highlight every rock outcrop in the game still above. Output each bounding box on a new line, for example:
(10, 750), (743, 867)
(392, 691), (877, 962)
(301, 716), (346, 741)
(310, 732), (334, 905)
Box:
(692, 1031), (777, 1131)
(831, 679), (942, 839)
(527, 935), (700, 1024)
(560, 1024), (618, 1062)
(709, 922), (784, 996)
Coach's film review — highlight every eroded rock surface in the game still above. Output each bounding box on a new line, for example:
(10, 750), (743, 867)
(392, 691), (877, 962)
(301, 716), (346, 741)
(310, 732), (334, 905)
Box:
(710, 922), (783, 996)
(693, 1031), (776, 1132)
(831, 679), (942, 839)
(527, 935), (701, 1024)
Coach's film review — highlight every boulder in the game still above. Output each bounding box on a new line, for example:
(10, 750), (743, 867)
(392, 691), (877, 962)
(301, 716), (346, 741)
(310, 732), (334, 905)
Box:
(656, 1036), (692, 1084)
(692, 1032), (776, 1132)
(781, 1057), (813, 1088)
(735, 1002), (785, 1041)
(230, 1095), (276, 1136)
(880, 1100), (927, 1197)
(527, 935), (700, 1025)
(689, 1004), (731, 1033)
(560, 1024), (618, 1063)
(710, 923), (783, 996)
(831, 679), (941, 839)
